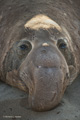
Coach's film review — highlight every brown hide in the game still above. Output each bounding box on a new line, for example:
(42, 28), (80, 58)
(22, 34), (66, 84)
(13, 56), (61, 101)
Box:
(0, 0), (80, 111)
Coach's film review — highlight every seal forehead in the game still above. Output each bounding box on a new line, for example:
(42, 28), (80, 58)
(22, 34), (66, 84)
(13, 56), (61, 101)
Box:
(24, 14), (62, 31)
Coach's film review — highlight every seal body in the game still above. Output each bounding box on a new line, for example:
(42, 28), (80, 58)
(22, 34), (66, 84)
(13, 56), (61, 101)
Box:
(0, 0), (80, 111)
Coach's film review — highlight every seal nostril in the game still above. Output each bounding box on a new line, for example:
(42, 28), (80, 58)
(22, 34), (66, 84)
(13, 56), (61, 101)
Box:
(41, 49), (47, 54)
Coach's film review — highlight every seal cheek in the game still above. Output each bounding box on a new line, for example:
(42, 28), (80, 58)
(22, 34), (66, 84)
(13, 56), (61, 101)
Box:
(6, 70), (28, 92)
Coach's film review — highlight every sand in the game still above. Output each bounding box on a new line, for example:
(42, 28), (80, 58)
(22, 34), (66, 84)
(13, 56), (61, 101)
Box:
(0, 75), (80, 120)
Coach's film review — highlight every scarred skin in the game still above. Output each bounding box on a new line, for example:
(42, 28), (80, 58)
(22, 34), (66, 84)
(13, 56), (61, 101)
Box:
(0, 0), (80, 111)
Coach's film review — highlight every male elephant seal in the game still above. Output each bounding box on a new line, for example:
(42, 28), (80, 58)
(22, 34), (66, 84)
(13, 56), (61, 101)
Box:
(0, 0), (80, 111)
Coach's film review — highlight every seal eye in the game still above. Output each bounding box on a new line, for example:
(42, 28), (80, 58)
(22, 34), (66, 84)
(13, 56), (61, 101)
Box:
(59, 43), (67, 49)
(19, 41), (32, 51)
(20, 44), (28, 50)
(57, 39), (67, 49)
(17, 41), (32, 57)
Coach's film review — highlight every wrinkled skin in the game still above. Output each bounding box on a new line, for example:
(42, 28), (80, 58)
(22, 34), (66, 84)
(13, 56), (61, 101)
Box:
(0, 0), (80, 111)
(1, 27), (77, 111)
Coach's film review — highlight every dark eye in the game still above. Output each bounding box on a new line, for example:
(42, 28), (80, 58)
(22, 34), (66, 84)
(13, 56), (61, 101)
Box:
(19, 41), (32, 51)
(59, 43), (67, 49)
(20, 44), (28, 50)
(57, 39), (67, 49)
(17, 41), (32, 57)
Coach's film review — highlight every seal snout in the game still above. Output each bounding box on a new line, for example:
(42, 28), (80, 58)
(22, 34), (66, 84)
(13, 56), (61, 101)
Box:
(19, 43), (69, 111)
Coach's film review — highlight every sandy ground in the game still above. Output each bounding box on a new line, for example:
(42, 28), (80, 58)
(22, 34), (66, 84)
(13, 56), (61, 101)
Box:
(0, 75), (80, 120)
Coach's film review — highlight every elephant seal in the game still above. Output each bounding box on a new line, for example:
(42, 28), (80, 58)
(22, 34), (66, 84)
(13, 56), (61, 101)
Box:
(0, 0), (80, 111)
